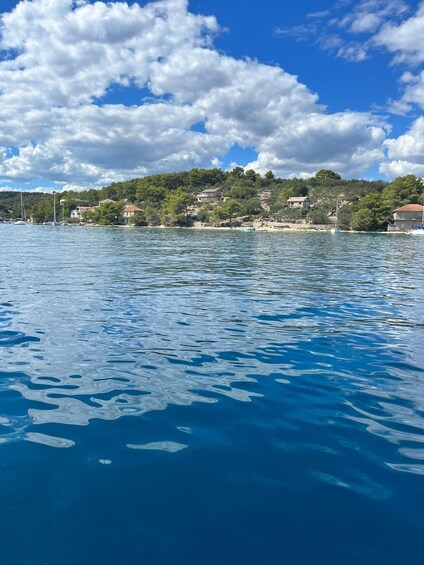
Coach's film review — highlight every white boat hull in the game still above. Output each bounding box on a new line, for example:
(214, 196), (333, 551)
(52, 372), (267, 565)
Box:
(410, 229), (424, 236)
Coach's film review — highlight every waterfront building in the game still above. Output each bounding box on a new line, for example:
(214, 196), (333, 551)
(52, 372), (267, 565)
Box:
(70, 205), (98, 220)
(389, 204), (424, 231)
(122, 204), (144, 224)
(287, 197), (310, 209)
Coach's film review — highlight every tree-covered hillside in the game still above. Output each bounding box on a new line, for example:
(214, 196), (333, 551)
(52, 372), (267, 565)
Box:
(1, 168), (422, 230)
(0, 191), (46, 220)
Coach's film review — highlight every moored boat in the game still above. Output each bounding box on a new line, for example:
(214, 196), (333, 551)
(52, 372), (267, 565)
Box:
(13, 192), (28, 225)
(409, 203), (424, 235)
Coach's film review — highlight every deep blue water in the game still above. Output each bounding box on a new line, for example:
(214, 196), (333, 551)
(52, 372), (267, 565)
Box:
(0, 225), (423, 565)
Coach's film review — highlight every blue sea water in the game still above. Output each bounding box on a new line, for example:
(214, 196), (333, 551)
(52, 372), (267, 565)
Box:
(0, 225), (423, 565)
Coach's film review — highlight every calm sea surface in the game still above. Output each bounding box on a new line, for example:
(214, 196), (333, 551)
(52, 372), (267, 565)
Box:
(0, 225), (423, 564)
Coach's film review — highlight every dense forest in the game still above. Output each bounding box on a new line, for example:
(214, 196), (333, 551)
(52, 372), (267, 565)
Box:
(1, 168), (422, 230)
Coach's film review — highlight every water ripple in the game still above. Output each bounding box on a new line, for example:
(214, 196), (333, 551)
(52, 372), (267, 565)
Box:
(0, 227), (423, 488)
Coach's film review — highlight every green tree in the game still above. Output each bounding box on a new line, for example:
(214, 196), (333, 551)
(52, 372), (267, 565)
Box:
(144, 204), (161, 226)
(228, 166), (245, 180)
(188, 168), (225, 188)
(161, 189), (194, 226)
(136, 184), (167, 206)
(89, 202), (124, 225)
(350, 193), (390, 231)
(241, 197), (262, 216)
(229, 184), (258, 200)
(31, 196), (55, 223)
(315, 169), (342, 181)
(213, 199), (242, 222)
(0, 203), (9, 218)
(308, 206), (330, 225)
(382, 175), (423, 210)
(350, 209), (375, 231)
(274, 207), (304, 222)
(196, 204), (214, 223)
(245, 169), (259, 183)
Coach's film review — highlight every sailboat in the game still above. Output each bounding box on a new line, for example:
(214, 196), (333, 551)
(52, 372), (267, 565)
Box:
(13, 192), (27, 225)
(330, 197), (341, 234)
(410, 203), (424, 236)
(51, 191), (58, 225)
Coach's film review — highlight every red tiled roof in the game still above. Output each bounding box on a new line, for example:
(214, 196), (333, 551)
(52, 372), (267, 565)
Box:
(124, 205), (143, 212)
(393, 204), (424, 212)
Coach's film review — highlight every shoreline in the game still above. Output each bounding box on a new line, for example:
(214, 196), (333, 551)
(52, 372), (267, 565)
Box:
(2, 220), (413, 234)
(26, 223), (413, 234)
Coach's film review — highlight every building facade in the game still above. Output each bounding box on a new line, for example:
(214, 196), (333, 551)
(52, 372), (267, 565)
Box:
(389, 204), (424, 231)
(197, 187), (222, 204)
(122, 205), (144, 224)
(287, 197), (310, 209)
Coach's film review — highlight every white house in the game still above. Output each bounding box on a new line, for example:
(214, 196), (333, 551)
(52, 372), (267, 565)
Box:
(197, 187), (222, 204)
(70, 205), (98, 220)
(287, 197), (310, 209)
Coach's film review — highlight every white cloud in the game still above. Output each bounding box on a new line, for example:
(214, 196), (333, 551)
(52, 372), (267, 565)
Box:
(341, 0), (409, 34)
(307, 11), (331, 20)
(374, 2), (424, 64)
(380, 116), (424, 177)
(380, 159), (424, 177)
(0, 0), (388, 186)
(385, 115), (424, 160)
(390, 71), (424, 113)
(336, 42), (370, 62)
(246, 112), (387, 177)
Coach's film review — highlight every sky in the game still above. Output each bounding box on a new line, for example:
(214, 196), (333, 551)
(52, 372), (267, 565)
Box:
(0, 0), (424, 192)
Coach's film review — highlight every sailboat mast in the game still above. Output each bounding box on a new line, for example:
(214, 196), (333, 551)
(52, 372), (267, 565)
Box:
(20, 191), (26, 221)
(335, 197), (339, 228)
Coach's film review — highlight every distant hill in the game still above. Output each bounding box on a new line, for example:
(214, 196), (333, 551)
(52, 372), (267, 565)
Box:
(2, 169), (422, 231)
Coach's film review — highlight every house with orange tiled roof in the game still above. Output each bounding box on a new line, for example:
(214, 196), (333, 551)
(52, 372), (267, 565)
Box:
(390, 203), (424, 232)
(122, 204), (144, 224)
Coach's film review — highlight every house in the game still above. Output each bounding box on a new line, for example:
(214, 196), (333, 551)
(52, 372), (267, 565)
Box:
(197, 187), (222, 204)
(389, 204), (424, 231)
(99, 199), (116, 205)
(122, 204), (143, 224)
(287, 197), (310, 209)
(70, 206), (98, 220)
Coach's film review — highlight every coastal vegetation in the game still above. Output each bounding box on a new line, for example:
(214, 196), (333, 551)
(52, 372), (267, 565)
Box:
(0, 169), (422, 231)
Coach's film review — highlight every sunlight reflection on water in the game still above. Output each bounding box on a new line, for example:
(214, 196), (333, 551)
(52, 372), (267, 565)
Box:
(0, 226), (423, 487)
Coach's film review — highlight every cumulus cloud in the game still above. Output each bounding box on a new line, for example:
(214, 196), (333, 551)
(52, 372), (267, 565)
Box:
(0, 0), (388, 186)
(363, 3), (424, 117)
(246, 112), (387, 177)
(388, 70), (424, 114)
(374, 2), (424, 64)
(380, 116), (424, 177)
